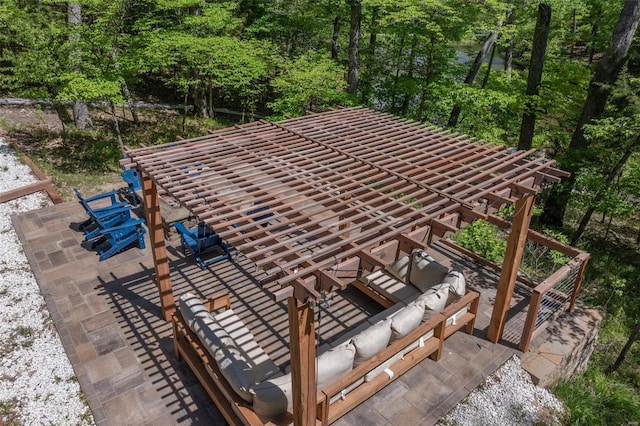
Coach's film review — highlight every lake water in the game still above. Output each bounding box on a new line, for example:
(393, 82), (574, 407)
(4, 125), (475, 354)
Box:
(454, 44), (506, 71)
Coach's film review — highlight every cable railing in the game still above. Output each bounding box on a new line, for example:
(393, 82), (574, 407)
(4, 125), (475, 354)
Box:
(519, 252), (590, 352)
(440, 214), (590, 352)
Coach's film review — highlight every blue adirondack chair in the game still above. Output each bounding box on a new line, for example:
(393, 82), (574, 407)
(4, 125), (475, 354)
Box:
(81, 204), (133, 241)
(121, 168), (142, 206)
(74, 187), (132, 234)
(174, 221), (230, 269)
(93, 218), (146, 261)
(74, 187), (129, 218)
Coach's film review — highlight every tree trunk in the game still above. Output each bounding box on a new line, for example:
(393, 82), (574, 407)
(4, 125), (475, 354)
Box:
(346, 0), (361, 95)
(570, 8), (577, 58)
(607, 321), (640, 373)
(110, 49), (139, 124)
(390, 36), (405, 113)
(588, 24), (599, 65)
(416, 39), (436, 121)
(448, 10), (511, 127)
(542, 0), (640, 227)
(571, 144), (636, 245)
(109, 102), (125, 157)
(68, 2), (92, 130)
(331, 15), (342, 59)
(505, 6), (515, 78)
(481, 44), (497, 89)
(518, 3), (552, 151)
(361, 6), (379, 103)
(400, 35), (418, 115)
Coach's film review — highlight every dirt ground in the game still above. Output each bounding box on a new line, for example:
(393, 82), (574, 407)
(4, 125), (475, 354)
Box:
(0, 105), (63, 135)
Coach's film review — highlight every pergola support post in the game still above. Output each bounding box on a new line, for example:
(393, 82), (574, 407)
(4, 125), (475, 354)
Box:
(288, 297), (318, 426)
(141, 171), (175, 321)
(487, 193), (535, 343)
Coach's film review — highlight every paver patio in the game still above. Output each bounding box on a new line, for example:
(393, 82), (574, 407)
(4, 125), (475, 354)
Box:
(12, 200), (528, 426)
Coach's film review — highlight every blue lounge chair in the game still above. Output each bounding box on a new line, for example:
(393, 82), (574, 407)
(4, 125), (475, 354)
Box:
(121, 169), (142, 206)
(74, 188), (133, 235)
(93, 218), (146, 261)
(74, 188), (129, 215)
(80, 204), (133, 241)
(174, 221), (230, 269)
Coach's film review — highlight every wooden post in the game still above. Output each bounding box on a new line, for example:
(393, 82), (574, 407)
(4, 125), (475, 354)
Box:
(288, 297), (317, 426)
(569, 254), (589, 312)
(487, 193), (535, 343)
(518, 289), (542, 352)
(141, 171), (175, 321)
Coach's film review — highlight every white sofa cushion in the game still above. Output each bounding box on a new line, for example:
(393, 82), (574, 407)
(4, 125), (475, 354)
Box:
(441, 270), (466, 301)
(192, 312), (236, 356)
(215, 347), (255, 402)
(317, 342), (357, 390)
(390, 302), (425, 342)
(446, 306), (469, 327)
(416, 284), (449, 320)
(366, 302), (406, 326)
(214, 309), (281, 385)
(178, 292), (209, 329)
(387, 255), (410, 282)
(409, 252), (449, 293)
(351, 319), (392, 367)
(251, 372), (292, 417)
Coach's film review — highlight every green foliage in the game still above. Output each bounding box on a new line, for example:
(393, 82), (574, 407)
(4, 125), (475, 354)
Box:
(268, 53), (355, 118)
(452, 219), (506, 264)
(554, 366), (640, 425)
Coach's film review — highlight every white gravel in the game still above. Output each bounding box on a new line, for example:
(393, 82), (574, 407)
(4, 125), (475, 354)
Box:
(0, 138), (94, 425)
(438, 355), (565, 426)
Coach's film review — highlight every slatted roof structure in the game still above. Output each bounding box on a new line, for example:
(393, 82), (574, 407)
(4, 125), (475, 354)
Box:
(128, 108), (566, 306)
(126, 107), (570, 425)
(126, 107), (566, 308)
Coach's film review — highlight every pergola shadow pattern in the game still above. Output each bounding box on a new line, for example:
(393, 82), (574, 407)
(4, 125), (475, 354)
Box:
(14, 201), (521, 426)
(127, 107), (565, 302)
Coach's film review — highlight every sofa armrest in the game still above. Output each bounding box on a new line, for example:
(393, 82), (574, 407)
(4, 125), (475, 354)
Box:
(205, 292), (231, 312)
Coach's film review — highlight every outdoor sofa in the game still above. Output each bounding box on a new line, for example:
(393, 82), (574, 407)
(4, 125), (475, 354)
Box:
(172, 247), (479, 425)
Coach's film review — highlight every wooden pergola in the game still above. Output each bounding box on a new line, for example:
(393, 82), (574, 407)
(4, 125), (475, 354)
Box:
(125, 107), (567, 425)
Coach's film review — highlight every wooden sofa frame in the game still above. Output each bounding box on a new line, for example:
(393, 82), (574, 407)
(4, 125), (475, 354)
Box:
(172, 290), (479, 426)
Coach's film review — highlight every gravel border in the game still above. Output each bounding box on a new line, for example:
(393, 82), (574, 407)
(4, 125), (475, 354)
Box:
(0, 138), (94, 425)
(438, 355), (566, 426)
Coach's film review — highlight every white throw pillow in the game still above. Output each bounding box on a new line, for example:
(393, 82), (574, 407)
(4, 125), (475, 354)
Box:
(441, 269), (466, 300)
(409, 251), (449, 293)
(215, 347), (255, 402)
(192, 314), (237, 357)
(316, 342), (357, 390)
(251, 373), (292, 417)
(390, 302), (425, 342)
(416, 284), (449, 320)
(351, 319), (392, 367)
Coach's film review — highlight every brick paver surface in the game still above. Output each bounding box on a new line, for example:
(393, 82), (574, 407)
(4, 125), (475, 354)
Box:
(14, 202), (523, 426)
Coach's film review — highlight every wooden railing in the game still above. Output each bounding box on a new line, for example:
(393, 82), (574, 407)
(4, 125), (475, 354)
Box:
(435, 213), (590, 353)
(518, 251), (590, 352)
